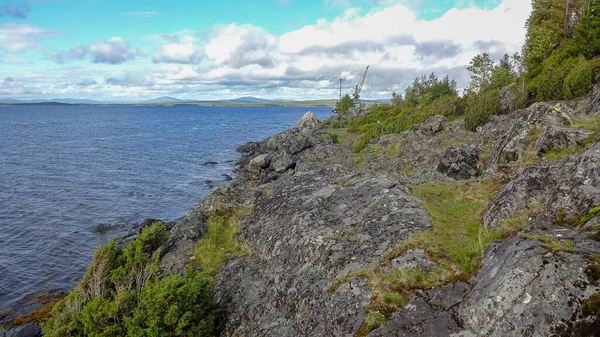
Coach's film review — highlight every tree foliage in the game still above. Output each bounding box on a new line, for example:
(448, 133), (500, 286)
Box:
(524, 0), (600, 101)
(334, 94), (354, 115)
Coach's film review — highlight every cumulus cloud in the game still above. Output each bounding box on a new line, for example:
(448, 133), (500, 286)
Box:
(204, 24), (277, 68)
(4, 76), (14, 82)
(152, 33), (202, 64)
(0, 23), (56, 53)
(0, 0), (29, 19)
(1, 0), (532, 101)
(53, 37), (137, 64)
(192, 0), (530, 96)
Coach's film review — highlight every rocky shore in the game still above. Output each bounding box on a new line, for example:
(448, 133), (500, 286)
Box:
(4, 92), (600, 336)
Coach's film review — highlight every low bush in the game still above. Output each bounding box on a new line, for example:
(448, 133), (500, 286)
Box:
(42, 222), (217, 337)
(564, 56), (593, 99)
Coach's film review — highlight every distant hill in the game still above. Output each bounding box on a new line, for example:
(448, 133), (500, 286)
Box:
(226, 97), (290, 104)
(141, 96), (186, 104)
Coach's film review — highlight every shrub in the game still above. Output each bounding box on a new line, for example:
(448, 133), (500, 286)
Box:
(464, 89), (500, 131)
(564, 57), (593, 99)
(125, 271), (216, 337)
(42, 222), (217, 337)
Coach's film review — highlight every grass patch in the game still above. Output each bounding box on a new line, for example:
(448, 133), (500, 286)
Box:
(583, 292), (600, 318)
(519, 128), (545, 166)
(580, 206), (600, 226)
(356, 312), (386, 336)
(401, 166), (414, 174)
(194, 210), (252, 277)
(520, 234), (575, 252)
(324, 128), (362, 146)
(400, 179), (505, 273)
(336, 179), (508, 336)
(587, 254), (600, 281)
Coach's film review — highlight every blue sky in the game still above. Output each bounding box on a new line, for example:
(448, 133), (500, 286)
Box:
(0, 0), (528, 101)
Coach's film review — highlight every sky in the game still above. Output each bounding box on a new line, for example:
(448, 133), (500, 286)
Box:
(0, 0), (532, 102)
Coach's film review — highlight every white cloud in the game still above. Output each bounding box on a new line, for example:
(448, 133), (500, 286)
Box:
(0, 23), (57, 53)
(53, 37), (137, 64)
(1, 0), (532, 100)
(152, 33), (202, 64)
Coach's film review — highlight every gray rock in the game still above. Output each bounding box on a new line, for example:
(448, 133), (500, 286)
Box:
(270, 151), (294, 173)
(367, 297), (462, 337)
(159, 204), (207, 275)
(410, 115), (449, 135)
(214, 166), (432, 337)
(457, 236), (599, 337)
(437, 145), (479, 180)
(0, 324), (41, 337)
(534, 127), (590, 156)
(483, 166), (555, 229)
(296, 111), (320, 130)
(248, 154), (271, 173)
(500, 83), (517, 114)
(388, 249), (438, 273)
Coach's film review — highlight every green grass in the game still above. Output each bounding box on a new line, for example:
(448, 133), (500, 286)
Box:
(542, 115), (600, 161)
(194, 212), (252, 277)
(403, 180), (506, 273)
(520, 234), (575, 252)
(334, 179), (508, 336)
(580, 206), (600, 225)
(519, 128), (545, 166)
(324, 127), (362, 146)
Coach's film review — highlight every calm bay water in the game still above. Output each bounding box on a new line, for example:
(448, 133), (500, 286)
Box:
(0, 105), (332, 312)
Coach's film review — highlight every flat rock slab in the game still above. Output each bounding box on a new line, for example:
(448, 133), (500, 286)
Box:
(214, 165), (432, 337)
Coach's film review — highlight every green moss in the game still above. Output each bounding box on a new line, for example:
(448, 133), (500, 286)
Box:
(323, 128), (362, 146)
(519, 128), (545, 166)
(356, 312), (386, 337)
(580, 206), (600, 225)
(587, 254), (600, 282)
(194, 212), (252, 277)
(583, 292), (600, 318)
(401, 166), (414, 174)
(520, 234), (575, 252)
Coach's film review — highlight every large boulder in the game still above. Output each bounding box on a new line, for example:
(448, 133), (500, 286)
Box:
(437, 145), (479, 180)
(483, 165), (556, 229)
(296, 111), (320, 130)
(456, 237), (599, 337)
(410, 115), (449, 135)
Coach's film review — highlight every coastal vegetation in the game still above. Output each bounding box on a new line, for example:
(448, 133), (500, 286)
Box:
(42, 222), (217, 337)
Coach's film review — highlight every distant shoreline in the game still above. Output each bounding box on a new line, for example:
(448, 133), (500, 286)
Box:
(0, 99), (386, 108)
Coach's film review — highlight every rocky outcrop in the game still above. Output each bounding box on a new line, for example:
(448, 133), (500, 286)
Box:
(410, 115), (449, 135)
(297, 111), (320, 129)
(437, 145), (479, 180)
(214, 165), (432, 337)
(456, 237), (599, 337)
(534, 127), (589, 155)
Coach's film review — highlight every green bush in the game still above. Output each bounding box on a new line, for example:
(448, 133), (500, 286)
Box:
(564, 56), (593, 99)
(42, 222), (217, 337)
(125, 271), (216, 337)
(334, 94), (354, 115)
(464, 89), (500, 131)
